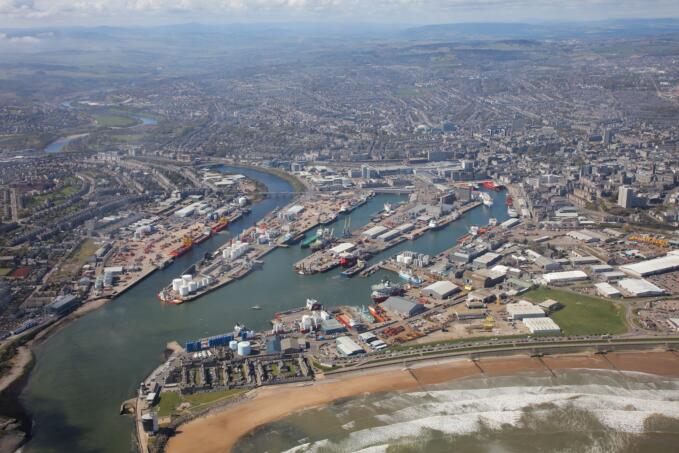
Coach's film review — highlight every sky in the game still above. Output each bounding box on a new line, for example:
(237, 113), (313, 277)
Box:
(0, 0), (678, 27)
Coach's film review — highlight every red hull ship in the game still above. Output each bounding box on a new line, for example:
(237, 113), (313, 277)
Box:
(482, 181), (502, 191)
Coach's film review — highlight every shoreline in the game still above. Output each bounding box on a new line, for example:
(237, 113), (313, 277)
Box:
(165, 350), (679, 453)
(0, 164), (301, 449)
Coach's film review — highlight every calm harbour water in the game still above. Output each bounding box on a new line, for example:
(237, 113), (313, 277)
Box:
(21, 167), (509, 452)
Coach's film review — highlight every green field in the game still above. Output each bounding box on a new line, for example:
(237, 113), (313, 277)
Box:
(92, 113), (138, 128)
(522, 287), (628, 336)
(156, 388), (246, 417)
(0, 268), (12, 277)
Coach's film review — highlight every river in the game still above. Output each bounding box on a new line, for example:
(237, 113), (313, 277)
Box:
(20, 167), (508, 452)
(44, 111), (157, 153)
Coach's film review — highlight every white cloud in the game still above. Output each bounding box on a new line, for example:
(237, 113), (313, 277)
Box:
(0, 0), (677, 24)
(0, 32), (41, 42)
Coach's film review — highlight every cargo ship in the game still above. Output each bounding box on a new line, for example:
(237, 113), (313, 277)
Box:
(371, 279), (405, 303)
(211, 217), (229, 233)
(341, 259), (365, 277)
(482, 181), (502, 191)
(170, 229), (212, 258)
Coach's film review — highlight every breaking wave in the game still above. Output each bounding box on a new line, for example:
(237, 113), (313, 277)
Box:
(236, 370), (679, 453)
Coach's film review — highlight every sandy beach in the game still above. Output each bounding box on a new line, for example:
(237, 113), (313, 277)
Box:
(165, 350), (679, 453)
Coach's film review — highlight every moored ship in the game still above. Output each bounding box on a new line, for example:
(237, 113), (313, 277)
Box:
(371, 279), (405, 302)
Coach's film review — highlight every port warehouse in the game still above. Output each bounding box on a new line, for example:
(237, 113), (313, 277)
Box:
(618, 252), (679, 278)
(421, 280), (461, 299)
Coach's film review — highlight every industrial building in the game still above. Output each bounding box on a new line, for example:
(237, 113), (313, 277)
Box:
(523, 317), (561, 335)
(618, 278), (666, 297)
(500, 218), (520, 229)
(329, 242), (356, 255)
(362, 225), (388, 239)
(336, 336), (365, 356)
(46, 295), (80, 316)
(619, 253), (679, 278)
(473, 252), (501, 268)
(506, 300), (546, 320)
(595, 282), (622, 298)
(421, 280), (460, 299)
(320, 319), (346, 334)
(381, 296), (426, 318)
(541, 270), (589, 285)
(538, 299), (562, 313)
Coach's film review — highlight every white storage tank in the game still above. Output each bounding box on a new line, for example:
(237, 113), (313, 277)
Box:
(202, 278), (209, 287)
(301, 315), (314, 331)
(179, 285), (189, 297)
(238, 196), (248, 206)
(237, 341), (251, 356)
(206, 276), (214, 285)
(172, 278), (183, 291)
(229, 340), (238, 351)
(188, 281), (198, 293)
(181, 274), (192, 283)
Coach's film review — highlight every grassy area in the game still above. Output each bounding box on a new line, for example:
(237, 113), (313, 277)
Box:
(92, 113), (138, 128)
(0, 268), (12, 277)
(23, 181), (80, 210)
(50, 238), (97, 281)
(183, 388), (247, 408)
(522, 287), (628, 336)
(156, 389), (246, 417)
(156, 392), (182, 417)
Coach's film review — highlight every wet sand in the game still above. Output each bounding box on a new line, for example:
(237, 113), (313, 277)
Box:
(165, 351), (679, 453)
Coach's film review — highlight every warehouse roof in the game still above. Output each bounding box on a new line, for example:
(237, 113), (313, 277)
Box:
(595, 282), (622, 297)
(422, 280), (460, 297)
(382, 296), (426, 318)
(523, 317), (561, 334)
(619, 253), (679, 277)
(362, 225), (388, 237)
(336, 336), (365, 356)
(329, 242), (355, 255)
(541, 270), (588, 284)
(618, 278), (666, 296)
(506, 300), (545, 319)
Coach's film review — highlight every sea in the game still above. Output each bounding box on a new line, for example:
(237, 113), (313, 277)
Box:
(235, 369), (679, 453)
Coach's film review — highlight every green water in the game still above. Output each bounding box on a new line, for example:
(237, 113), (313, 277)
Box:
(21, 167), (508, 452)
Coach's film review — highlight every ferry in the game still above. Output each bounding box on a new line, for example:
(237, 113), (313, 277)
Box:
(479, 192), (493, 207)
(398, 271), (423, 286)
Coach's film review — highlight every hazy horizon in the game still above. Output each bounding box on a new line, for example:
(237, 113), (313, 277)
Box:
(1, 0), (678, 28)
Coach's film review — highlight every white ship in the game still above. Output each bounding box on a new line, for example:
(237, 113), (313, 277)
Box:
(480, 192), (493, 207)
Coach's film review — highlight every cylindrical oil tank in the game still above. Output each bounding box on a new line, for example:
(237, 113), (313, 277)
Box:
(172, 278), (183, 291)
(229, 340), (238, 351)
(181, 274), (192, 283)
(237, 341), (251, 356)
(188, 281), (198, 293)
(179, 285), (189, 297)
